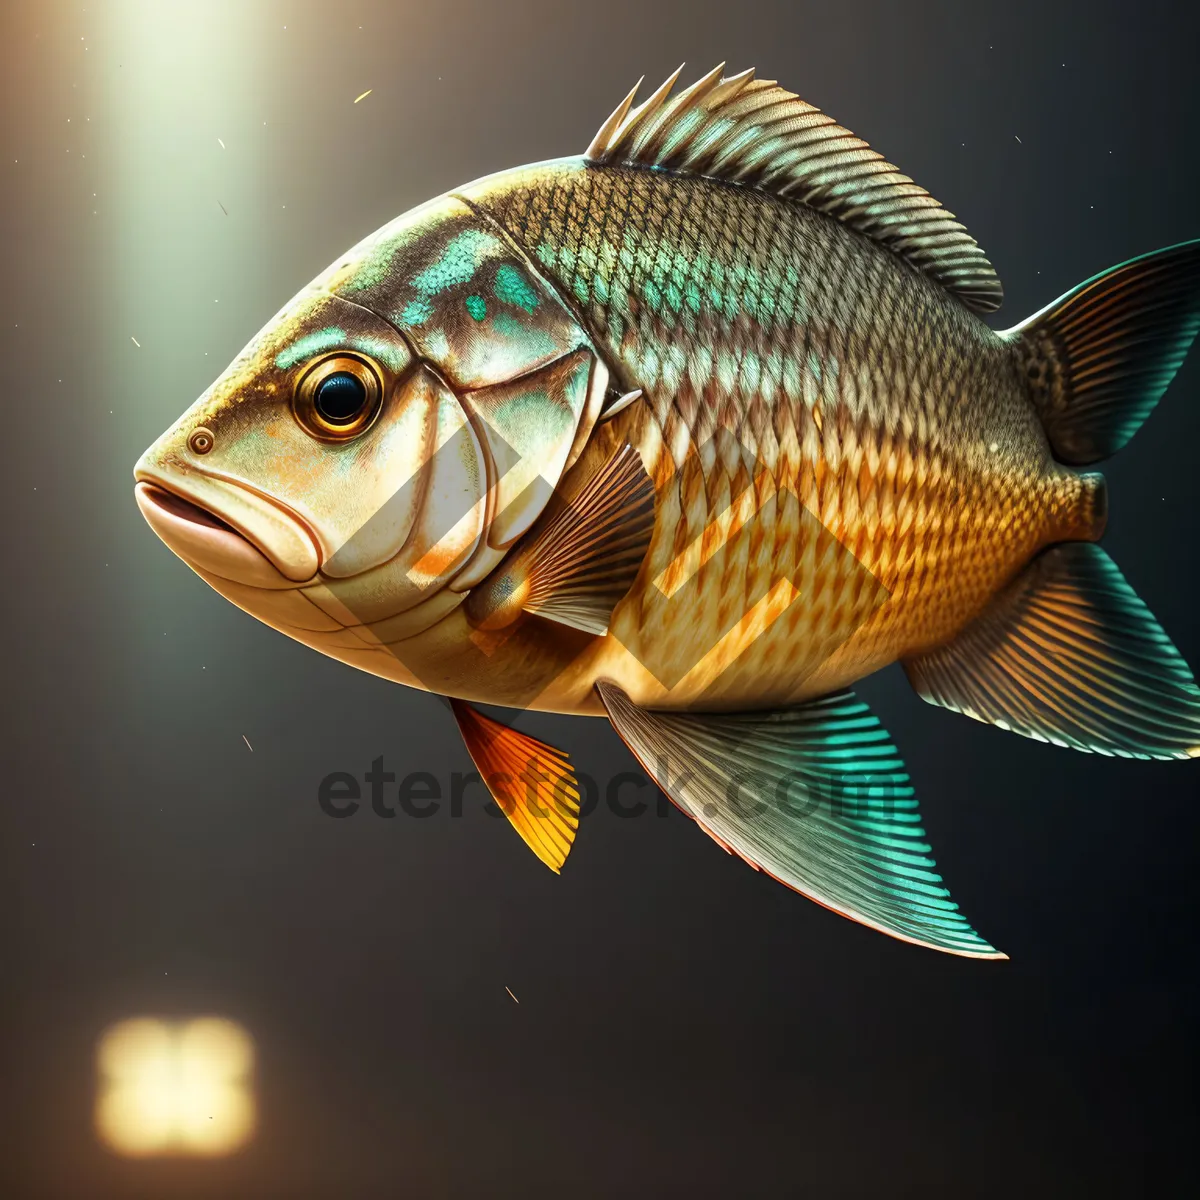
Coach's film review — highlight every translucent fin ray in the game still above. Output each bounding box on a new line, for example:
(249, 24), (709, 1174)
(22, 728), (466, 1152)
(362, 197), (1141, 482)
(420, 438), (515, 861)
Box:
(1004, 239), (1200, 463)
(596, 681), (1005, 958)
(465, 444), (656, 636)
(903, 543), (1200, 759)
(450, 700), (581, 872)
(584, 65), (1003, 313)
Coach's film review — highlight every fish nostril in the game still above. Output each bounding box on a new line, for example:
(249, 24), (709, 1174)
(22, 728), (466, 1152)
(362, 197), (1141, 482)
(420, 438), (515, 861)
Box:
(188, 427), (215, 454)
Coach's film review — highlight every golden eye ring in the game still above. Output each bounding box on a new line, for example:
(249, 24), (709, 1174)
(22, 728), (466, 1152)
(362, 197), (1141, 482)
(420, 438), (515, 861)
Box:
(293, 353), (384, 440)
(188, 427), (215, 454)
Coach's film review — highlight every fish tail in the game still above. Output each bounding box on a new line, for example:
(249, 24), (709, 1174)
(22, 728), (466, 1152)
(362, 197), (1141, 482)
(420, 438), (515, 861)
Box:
(1003, 238), (1200, 465)
(899, 241), (1200, 758)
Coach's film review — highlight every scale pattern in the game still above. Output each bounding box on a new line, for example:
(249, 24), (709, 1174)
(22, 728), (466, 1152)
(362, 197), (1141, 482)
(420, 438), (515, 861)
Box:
(463, 161), (1091, 706)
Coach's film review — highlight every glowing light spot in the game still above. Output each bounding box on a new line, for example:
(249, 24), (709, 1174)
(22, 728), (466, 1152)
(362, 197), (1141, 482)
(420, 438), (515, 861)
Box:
(95, 1018), (256, 1157)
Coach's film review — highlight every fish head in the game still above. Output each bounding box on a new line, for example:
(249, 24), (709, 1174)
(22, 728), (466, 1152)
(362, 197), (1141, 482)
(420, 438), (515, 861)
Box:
(134, 192), (609, 686)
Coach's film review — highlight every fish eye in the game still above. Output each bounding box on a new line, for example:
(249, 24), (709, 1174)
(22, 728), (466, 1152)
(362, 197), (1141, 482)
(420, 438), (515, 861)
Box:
(294, 354), (383, 440)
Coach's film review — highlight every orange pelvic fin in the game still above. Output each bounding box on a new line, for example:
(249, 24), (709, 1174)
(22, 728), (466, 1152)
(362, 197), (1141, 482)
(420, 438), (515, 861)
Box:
(450, 699), (581, 873)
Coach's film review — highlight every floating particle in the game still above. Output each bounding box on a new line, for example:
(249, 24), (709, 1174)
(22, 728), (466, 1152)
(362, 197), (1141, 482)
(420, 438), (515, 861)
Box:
(242, 734), (253, 752)
(354, 89), (372, 104)
(131, 336), (140, 347)
(504, 986), (519, 1004)
(218, 200), (228, 216)
(217, 137), (225, 149)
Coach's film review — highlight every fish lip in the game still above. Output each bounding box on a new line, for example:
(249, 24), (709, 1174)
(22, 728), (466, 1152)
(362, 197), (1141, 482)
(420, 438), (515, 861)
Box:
(133, 469), (321, 586)
(135, 481), (237, 534)
(183, 464), (326, 555)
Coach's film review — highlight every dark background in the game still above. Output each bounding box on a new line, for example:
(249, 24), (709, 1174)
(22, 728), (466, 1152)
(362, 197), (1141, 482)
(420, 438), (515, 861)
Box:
(2, 1), (1198, 1196)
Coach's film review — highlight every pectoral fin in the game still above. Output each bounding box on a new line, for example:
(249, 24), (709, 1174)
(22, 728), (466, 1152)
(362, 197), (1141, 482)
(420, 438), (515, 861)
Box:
(595, 681), (1004, 959)
(465, 443), (656, 635)
(450, 699), (581, 873)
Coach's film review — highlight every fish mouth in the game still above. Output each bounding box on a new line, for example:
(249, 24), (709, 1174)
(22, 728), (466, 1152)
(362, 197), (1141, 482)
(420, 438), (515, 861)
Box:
(134, 474), (320, 587)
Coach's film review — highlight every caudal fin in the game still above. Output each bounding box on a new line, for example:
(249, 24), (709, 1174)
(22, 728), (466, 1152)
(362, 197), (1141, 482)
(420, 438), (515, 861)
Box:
(904, 242), (1200, 757)
(1004, 239), (1200, 464)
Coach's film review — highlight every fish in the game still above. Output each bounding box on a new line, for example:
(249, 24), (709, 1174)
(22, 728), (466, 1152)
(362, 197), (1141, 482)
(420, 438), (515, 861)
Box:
(135, 65), (1200, 958)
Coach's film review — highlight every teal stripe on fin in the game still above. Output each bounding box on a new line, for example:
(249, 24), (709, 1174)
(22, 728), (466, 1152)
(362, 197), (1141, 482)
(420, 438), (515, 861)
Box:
(595, 682), (1005, 959)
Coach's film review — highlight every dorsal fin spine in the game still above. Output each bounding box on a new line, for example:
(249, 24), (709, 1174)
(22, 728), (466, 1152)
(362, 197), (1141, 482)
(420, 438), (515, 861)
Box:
(584, 66), (1004, 312)
(583, 78), (642, 161)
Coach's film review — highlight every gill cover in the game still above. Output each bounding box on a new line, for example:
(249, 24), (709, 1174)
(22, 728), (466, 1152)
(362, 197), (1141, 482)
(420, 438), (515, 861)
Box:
(322, 194), (611, 590)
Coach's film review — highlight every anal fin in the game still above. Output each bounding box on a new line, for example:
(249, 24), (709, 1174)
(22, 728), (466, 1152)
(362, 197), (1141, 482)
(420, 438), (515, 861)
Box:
(465, 443), (655, 636)
(903, 542), (1200, 759)
(595, 681), (1004, 959)
(450, 699), (581, 872)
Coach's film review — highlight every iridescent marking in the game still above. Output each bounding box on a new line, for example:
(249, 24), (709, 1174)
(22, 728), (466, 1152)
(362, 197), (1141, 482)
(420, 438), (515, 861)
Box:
(465, 294), (487, 321)
(492, 263), (540, 314)
(401, 298), (435, 326)
(274, 327), (346, 370)
(411, 228), (500, 295)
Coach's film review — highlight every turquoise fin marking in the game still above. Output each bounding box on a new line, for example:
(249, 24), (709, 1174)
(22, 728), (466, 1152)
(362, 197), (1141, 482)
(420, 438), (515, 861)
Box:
(904, 543), (1200, 760)
(595, 681), (1005, 960)
(1004, 238), (1200, 464)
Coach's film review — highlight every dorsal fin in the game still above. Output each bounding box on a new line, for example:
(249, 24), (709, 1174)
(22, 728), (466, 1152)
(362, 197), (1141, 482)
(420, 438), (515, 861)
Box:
(584, 64), (1004, 314)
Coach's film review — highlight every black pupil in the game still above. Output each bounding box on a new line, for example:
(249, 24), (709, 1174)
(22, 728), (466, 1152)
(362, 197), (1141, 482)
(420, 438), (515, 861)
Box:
(314, 371), (368, 425)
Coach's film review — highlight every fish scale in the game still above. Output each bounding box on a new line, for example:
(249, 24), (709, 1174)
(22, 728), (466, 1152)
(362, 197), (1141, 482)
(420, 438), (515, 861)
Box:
(463, 160), (1084, 705)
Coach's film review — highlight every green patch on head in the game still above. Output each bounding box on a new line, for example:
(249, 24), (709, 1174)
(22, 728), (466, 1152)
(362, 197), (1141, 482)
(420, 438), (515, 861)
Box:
(411, 228), (500, 295)
(354, 335), (412, 374)
(493, 263), (540, 314)
(465, 294), (487, 321)
(400, 298), (435, 327)
(335, 251), (392, 295)
(274, 327), (347, 371)
(273, 324), (410, 374)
